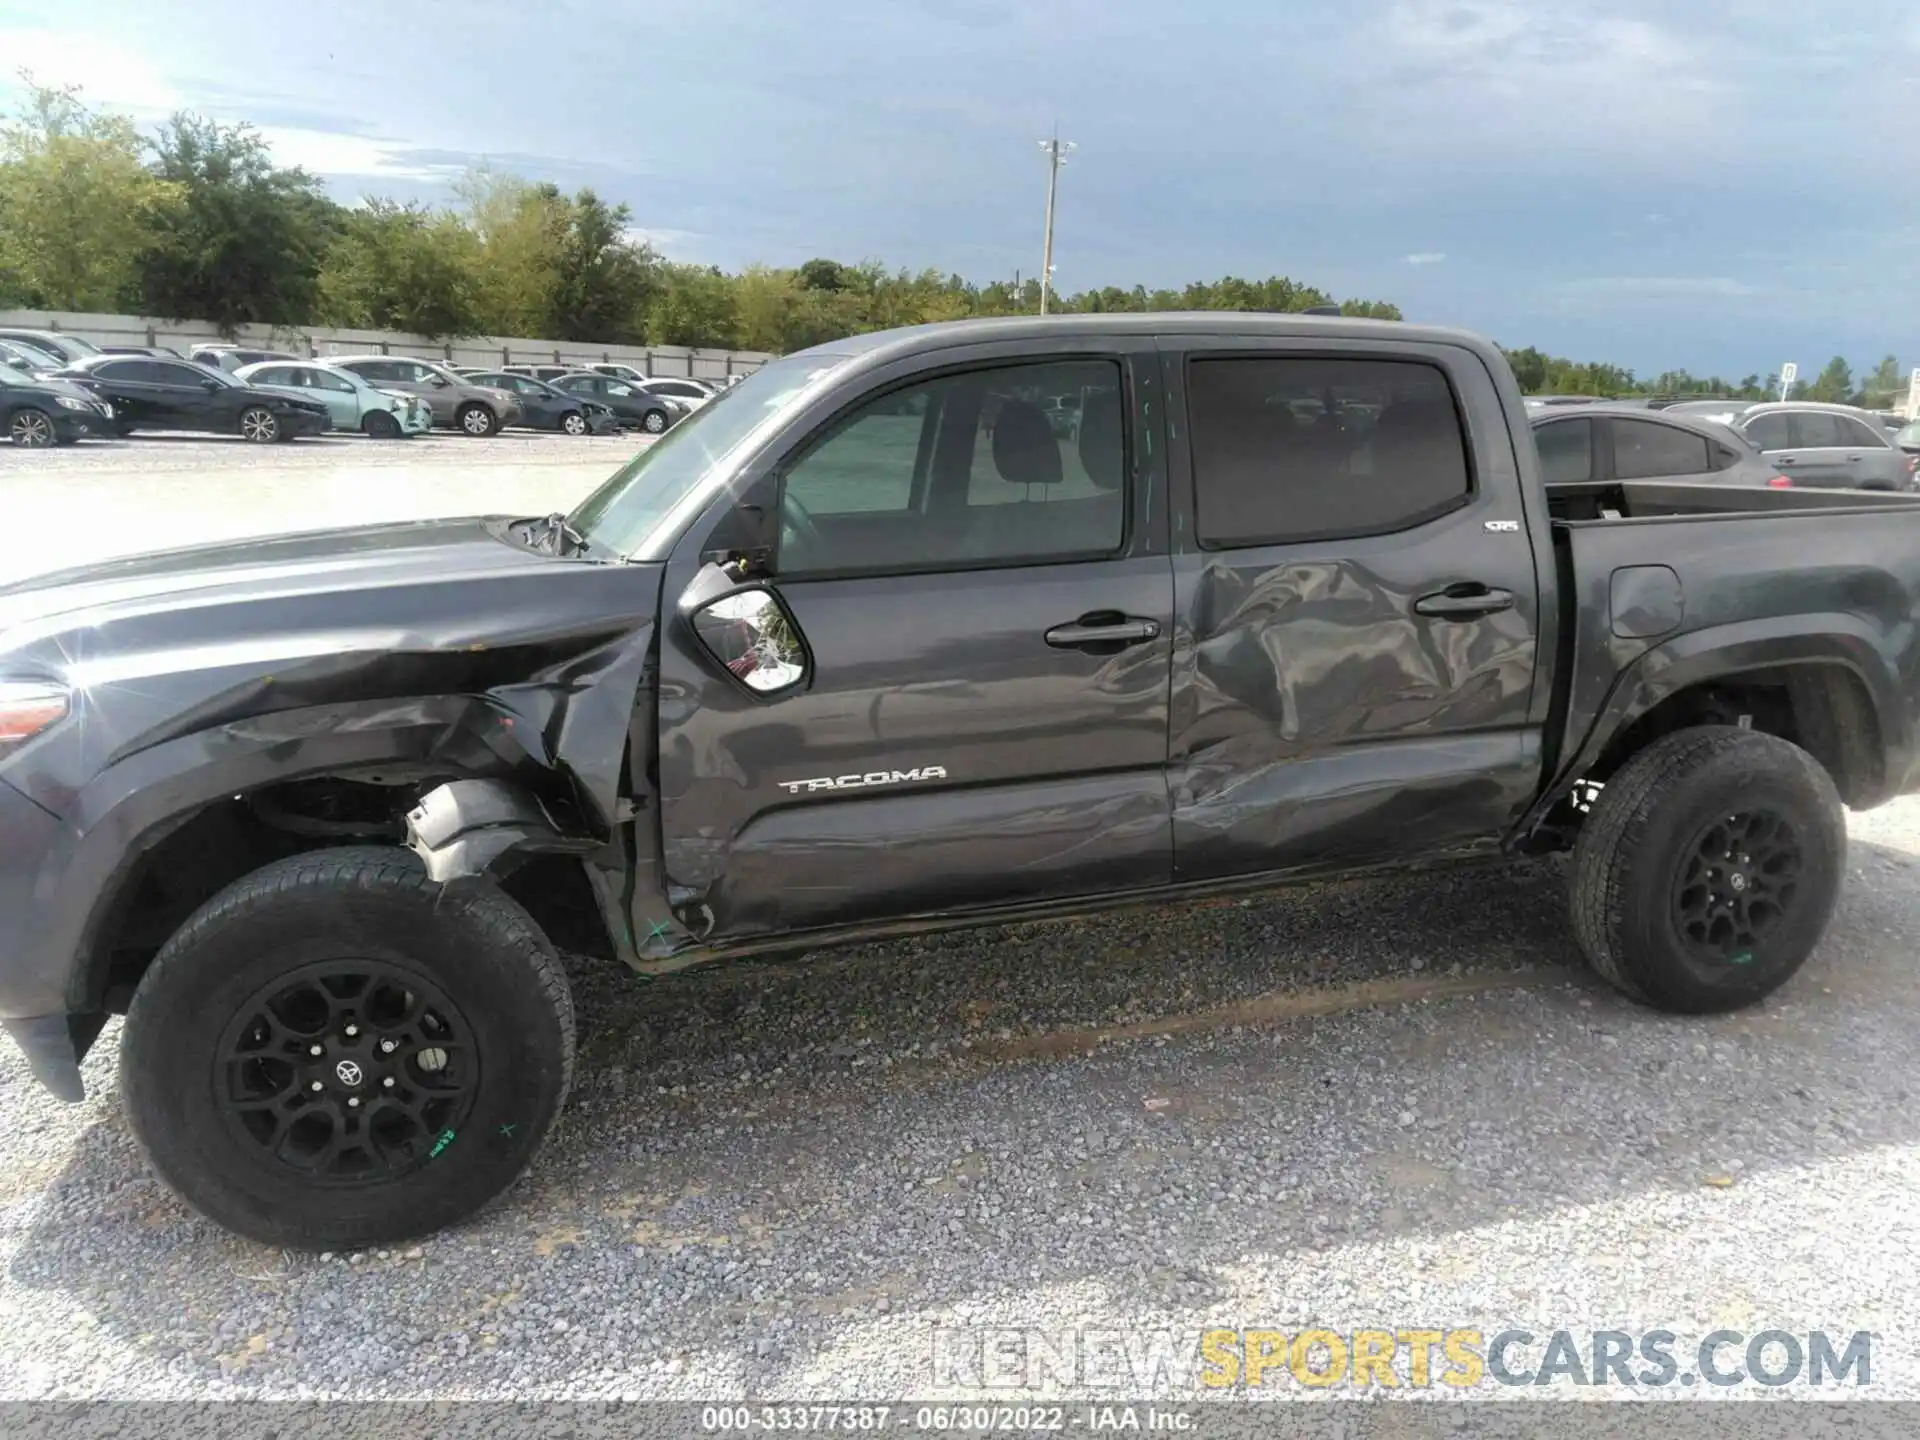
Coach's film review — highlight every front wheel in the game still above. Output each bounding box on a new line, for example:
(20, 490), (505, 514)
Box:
(560, 410), (589, 436)
(1569, 726), (1845, 1013)
(362, 409), (402, 439)
(7, 407), (56, 447)
(640, 408), (668, 434)
(237, 406), (280, 443)
(457, 403), (499, 437)
(120, 847), (575, 1249)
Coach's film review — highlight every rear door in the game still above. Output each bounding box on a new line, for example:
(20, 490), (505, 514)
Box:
(1162, 338), (1544, 880)
(1830, 413), (1908, 490)
(653, 339), (1175, 941)
(82, 360), (166, 428)
(1780, 412), (1855, 486)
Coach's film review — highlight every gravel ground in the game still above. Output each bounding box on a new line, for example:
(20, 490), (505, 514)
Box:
(1, 438), (1917, 1411)
(0, 430), (639, 585)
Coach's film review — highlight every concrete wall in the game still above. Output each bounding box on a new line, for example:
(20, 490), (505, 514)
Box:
(0, 310), (774, 380)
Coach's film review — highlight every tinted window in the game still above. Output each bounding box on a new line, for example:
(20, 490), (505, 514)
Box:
(95, 359), (154, 382)
(156, 361), (221, 386)
(1838, 416), (1888, 448)
(779, 358), (1126, 575)
(1188, 357), (1470, 547)
(1791, 413), (1846, 448)
(343, 360), (393, 382)
(1611, 419), (1711, 479)
(1743, 413), (1792, 450)
(1534, 418), (1593, 484)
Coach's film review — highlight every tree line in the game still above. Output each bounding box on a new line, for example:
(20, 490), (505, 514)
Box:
(0, 80), (1900, 404)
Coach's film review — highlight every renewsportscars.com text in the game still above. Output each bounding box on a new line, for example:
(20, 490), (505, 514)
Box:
(930, 1327), (1873, 1391)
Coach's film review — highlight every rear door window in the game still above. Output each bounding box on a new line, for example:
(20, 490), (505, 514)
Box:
(1838, 416), (1889, 448)
(1534, 418), (1593, 484)
(1187, 356), (1472, 546)
(1790, 413), (1846, 448)
(1611, 419), (1711, 479)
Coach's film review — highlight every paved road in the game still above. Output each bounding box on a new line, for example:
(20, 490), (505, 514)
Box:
(0, 438), (1916, 1410)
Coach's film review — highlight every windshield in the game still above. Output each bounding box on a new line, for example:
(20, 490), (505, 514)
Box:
(1898, 423), (1920, 447)
(569, 351), (849, 558)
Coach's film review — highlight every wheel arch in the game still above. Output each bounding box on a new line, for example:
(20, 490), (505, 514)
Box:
(1524, 619), (1905, 838)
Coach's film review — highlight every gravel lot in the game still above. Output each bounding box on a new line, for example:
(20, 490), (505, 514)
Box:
(2, 435), (1918, 1410)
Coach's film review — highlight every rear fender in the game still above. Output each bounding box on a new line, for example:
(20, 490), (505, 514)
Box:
(1525, 617), (1906, 833)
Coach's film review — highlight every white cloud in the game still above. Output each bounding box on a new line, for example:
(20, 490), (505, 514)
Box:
(1403, 252), (1446, 265)
(1564, 276), (1757, 298)
(0, 30), (182, 115)
(251, 128), (462, 183)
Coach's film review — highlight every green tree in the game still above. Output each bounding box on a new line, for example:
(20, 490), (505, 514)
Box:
(1861, 354), (1902, 406)
(0, 81), (175, 310)
(546, 187), (655, 343)
(1803, 355), (1853, 404)
(456, 167), (564, 337)
(648, 262), (739, 347)
(135, 114), (337, 329)
(317, 200), (481, 337)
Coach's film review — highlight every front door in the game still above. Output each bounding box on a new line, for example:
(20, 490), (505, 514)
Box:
(654, 343), (1174, 941)
(1162, 340), (1545, 880)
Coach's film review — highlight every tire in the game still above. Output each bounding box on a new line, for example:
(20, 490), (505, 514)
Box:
(640, 408), (668, 434)
(362, 409), (401, 439)
(458, 402), (499, 437)
(560, 410), (589, 436)
(7, 407), (56, 447)
(120, 846), (575, 1249)
(1569, 726), (1845, 1013)
(238, 406), (280, 443)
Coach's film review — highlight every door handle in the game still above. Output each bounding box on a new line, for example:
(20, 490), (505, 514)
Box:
(1044, 615), (1161, 649)
(1414, 584), (1515, 619)
(1776, 456), (1798, 465)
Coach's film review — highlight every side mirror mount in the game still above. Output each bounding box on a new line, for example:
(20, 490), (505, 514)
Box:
(679, 564), (809, 696)
(431, 375), (451, 388)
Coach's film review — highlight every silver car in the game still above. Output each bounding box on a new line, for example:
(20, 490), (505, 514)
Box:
(1664, 400), (1915, 490)
(1533, 405), (1788, 489)
(328, 355), (523, 436)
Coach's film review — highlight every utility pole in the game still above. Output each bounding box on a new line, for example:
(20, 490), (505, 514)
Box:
(1037, 129), (1075, 315)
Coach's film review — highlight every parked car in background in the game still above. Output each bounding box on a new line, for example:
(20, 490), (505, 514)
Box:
(0, 339), (59, 376)
(1665, 400), (1915, 490)
(99, 346), (188, 360)
(2, 362), (114, 446)
(53, 355), (330, 442)
(1532, 404), (1788, 490)
(189, 344), (301, 374)
(633, 376), (715, 409)
(0, 328), (100, 368)
(503, 364), (576, 384)
(1893, 421), (1920, 456)
(234, 360), (432, 438)
(462, 370), (619, 434)
(329, 356), (522, 436)
(550, 372), (683, 433)
(586, 362), (649, 384)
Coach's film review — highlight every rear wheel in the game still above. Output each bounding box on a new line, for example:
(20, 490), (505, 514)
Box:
(640, 408), (668, 434)
(362, 409), (401, 439)
(120, 847), (574, 1249)
(458, 403), (499, 437)
(7, 407), (55, 447)
(238, 406), (280, 443)
(560, 410), (589, 435)
(1569, 726), (1845, 1013)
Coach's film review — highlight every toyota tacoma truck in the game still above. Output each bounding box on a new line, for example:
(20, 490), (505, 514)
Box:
(3, 314), (1919, 1249)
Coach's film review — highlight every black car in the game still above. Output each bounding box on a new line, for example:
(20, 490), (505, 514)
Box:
(53, 355), (331, 442)
(1, 364), (114, 446)
(463, 371), (621, 435)
(550, 371), (680, 432)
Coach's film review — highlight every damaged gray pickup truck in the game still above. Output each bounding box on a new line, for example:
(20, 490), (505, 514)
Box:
(5, 314), (1920, 1248)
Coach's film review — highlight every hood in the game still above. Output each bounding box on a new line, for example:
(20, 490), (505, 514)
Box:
(0, 517), (664, 794)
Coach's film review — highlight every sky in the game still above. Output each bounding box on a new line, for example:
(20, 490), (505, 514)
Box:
(2, 0), (1916, 377)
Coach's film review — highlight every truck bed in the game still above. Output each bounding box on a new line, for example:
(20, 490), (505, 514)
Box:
(1547, 485), (1920, 807)
(1547, 478), (1920, 522)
